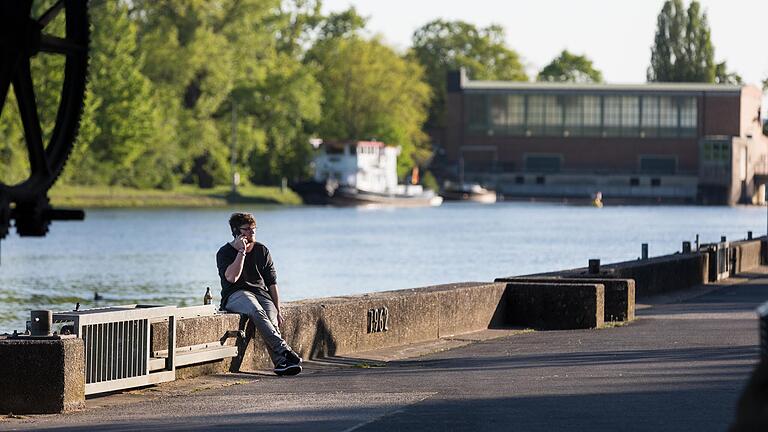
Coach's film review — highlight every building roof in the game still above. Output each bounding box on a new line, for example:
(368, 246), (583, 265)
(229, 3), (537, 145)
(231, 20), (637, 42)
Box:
(462, 80), (744, 93)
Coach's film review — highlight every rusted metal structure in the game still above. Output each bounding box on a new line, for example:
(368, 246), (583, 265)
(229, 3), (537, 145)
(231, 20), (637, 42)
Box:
(0, 0), (88, 248)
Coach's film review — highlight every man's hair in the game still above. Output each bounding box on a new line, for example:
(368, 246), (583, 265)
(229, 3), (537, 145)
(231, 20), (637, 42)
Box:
(229, 212), (256, 234)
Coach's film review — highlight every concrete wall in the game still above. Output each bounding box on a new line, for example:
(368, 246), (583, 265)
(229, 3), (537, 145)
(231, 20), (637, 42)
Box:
(153, 282), (509, 376)
(732, 239), (762, 273)
(0, 338), (84, 414)
(530, 252), (709, 299)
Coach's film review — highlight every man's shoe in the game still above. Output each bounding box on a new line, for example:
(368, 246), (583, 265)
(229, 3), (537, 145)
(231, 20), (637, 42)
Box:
(274, 360), (302, 376)
(284, 349), (302, 365)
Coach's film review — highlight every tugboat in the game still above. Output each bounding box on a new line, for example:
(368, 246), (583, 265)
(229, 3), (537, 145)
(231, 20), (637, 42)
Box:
(291, 141), (443, 207)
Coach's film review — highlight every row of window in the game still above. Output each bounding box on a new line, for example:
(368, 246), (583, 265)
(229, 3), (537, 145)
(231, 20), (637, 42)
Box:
(466, 93), (698, 138)
(463, 155), (679, 174)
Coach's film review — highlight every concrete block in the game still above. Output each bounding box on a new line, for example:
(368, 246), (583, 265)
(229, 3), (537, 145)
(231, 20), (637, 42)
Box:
(733, 240), (762, 273)
(505, 282), (604, 330)
(497, 277), (634, 322)
(0, 337), (84, 414)
(435, 283), (508, 337)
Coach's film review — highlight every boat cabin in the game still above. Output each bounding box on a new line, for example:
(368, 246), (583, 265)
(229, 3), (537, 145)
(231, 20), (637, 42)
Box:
(312, 141), (400, 194)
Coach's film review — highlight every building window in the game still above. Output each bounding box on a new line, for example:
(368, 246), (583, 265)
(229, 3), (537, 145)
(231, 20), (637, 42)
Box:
(679, 97), (697, 137)
(583, 95), (601, 136)
(659, 96), (678, 137)
(603, 96), (621, 137)
(490, 94), (507, 134)
(621, 95), (639, 136)
(507, 95), (525, 134)
(702, 140), (730, 163)
(640, 156), (676, 174)
(466, 94), (488, 133)
(525, 154), (562, 173)
(544, 95), (563, 136)
(563, 95), (582, 137)
(527, 95), (546, 135)
(641, 96), (659, 137)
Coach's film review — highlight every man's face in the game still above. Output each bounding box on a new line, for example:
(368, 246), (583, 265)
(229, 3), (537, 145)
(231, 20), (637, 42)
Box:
(238, 224), (257, 243)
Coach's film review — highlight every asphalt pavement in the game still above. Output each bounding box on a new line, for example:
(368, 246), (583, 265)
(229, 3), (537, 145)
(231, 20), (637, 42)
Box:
(2, 268), (767, 431)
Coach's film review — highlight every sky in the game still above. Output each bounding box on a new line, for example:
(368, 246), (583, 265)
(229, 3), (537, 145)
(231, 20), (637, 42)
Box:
(320, 0), (768, 87)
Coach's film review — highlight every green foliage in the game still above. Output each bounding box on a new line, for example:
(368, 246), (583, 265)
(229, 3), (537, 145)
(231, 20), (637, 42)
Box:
(2, 0), (432, 193)
(0, 92), (29, 185)
(308, 36), (431, 176)
(63, 1), (169, 188)
(409, 20), (527, 128)
(317, 7), (367, 40)
(647, 0), (738, 83)
(132, 0), (322, 186)
(537, 50), (603, 83)
(714, 61), (743, 85)
(421, 171), (439, 192)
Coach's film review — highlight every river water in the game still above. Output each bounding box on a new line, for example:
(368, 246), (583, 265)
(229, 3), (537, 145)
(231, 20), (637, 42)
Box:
(1, 202), (765, 332)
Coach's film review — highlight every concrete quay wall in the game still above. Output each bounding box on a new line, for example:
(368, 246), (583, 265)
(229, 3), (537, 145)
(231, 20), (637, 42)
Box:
(524, 238), (764, 298)
(3, 236), (765, 414)
(153, 282), (510, 375)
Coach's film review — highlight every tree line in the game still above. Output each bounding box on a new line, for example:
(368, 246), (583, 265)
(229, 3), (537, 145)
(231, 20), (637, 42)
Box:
(0, 0), (756, 191)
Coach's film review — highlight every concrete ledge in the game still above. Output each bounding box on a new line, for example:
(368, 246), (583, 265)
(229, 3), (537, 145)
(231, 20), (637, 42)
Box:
(148, 282), (509, 374)
(0, 337), (84, 414)
(504, 282), (605, 330)
(497, 277), (634, 322)
(534, 253), (709, 298)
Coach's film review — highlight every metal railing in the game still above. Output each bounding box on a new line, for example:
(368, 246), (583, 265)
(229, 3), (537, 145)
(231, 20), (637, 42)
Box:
(54, 304), (237, 395)
(707, 241), (732, 282)
(54, 305), (177, 395)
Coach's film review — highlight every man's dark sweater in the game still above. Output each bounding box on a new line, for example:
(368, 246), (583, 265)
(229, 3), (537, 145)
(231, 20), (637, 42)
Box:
(216, 241), (277, 308)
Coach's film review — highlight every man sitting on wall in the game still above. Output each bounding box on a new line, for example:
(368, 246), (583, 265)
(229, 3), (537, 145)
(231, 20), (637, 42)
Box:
(216, 212), (302, 376)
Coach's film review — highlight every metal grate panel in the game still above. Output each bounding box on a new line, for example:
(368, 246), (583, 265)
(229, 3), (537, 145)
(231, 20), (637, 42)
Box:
(54, 305), (177, 395)
(83, 319), (148, 384)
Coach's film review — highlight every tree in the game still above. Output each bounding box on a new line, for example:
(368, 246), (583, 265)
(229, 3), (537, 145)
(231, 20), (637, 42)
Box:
(537, 50), (603, 83)
(131, 0), (323, 186)
(648, 0), (715, 82)
(308, 36), (431, 176)
(714, 61), (743, 85)
(410, 20), (527, 128)
(316, 7), (367, 40)
(62, 1), (170, 187)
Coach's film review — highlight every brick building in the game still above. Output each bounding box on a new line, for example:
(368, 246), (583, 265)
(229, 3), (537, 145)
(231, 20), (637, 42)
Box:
(441, 69), (768, 204)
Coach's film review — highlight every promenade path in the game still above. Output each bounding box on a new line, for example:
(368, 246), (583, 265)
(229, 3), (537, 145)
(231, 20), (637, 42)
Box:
(3, 268), (767, 431)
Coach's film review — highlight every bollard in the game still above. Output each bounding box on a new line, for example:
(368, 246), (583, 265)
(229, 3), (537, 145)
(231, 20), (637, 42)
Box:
(748, 231), (753, 240)
(641, 243), (648, 260)
(588, 259), (600, 274)
(721, 236), (727, 243)
(758, 301), (768, 361)
(29, 310), (52, 336)
(682, 241), (691, 253)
